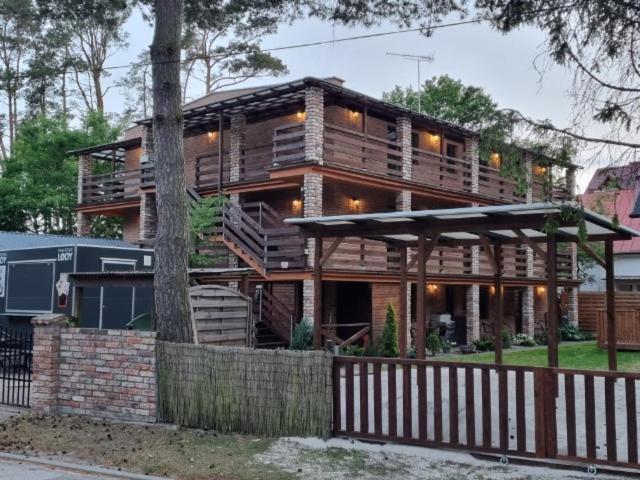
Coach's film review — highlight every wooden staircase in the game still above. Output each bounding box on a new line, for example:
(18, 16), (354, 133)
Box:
(219, 201), (306, 277)
(252, 284), (296, 348)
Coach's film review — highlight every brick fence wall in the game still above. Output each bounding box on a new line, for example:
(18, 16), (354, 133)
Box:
(32, 316), (158, 423)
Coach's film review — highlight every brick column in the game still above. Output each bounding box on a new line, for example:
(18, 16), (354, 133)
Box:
(566, 166), (577, 199)
(140, 192), (157, 241)
(565, 165), (579, 326)
(229, 114), (246, 183)
(465, 136), (481, 343)
(141, 125), (154, 163)
(76, 153), (93, 237)
(522, 154), (536, 336)
(31, 314), (67, 414)
(303, 172), (323, 322)
(304, 87), (324, 164)
(76, 213), (92, 237)
(397, 116), (412, 180)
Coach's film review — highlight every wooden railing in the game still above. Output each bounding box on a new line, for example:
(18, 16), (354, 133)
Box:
(272, 123), (305, 167)
(412, 147), (472, 192)
(220, 202), (306, 272)
(479, 163), (526, 203)
(81, 166), (155, 204)
(334, 356), (640, 470)
(254, 285), (295, 343)
(195, 152), (230, 189)
(324, 123), (402, 177)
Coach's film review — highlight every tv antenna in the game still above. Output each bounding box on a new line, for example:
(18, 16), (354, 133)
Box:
(386, 53), (434, 113)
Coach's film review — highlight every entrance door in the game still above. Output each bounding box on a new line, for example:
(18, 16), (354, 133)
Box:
(100, 260), (136, 329)
(335, 282), (371, 343)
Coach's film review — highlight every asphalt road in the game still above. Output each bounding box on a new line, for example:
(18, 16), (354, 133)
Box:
(0, 459), (108, 480)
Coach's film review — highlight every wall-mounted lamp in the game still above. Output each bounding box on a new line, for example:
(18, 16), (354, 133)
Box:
(350, 197), (360, 212)
(536, 285), (546, 296)
(292, 199), (302, 212)
(296, 111), (306, 120)
(207, 131), (217, 141)
(534, 165), (547, 176)
(426, 283), (439, 294)
(489, 152), (502, 169)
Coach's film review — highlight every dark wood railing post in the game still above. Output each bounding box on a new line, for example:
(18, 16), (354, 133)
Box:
(416, 233), (426, 359)
(218, 110), (224, 191)
(605, 239), (618, 371)
(546, 233), (559, 368)
(399, 246), (408, 357)
(313, 235), (323, 349)
(494, 242), (503, 365)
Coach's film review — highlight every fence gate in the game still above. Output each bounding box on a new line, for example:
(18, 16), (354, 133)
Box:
(0, 327), (32, 407)
(334, 356), (640, 472)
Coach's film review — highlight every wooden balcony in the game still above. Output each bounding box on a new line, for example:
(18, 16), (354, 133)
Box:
(81, 166), (155, 205)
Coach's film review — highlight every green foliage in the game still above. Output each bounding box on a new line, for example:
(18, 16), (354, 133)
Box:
(289, 317), (313, 351)
(513, 334), (537, 347)
(0, 111), (122, 235)
(378, 304), (399, 358)
(441, 338), (452, 353)
(189, 195), (226, 267)
(472, 338), (495, 352)
(341, 345), (366, 357)
(501, 330), (512, 349)
(426, 332), (442, 356)
(559, 323), (594, 342)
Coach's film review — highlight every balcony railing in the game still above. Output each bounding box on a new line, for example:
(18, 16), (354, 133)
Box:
(81, 165), (155, 204)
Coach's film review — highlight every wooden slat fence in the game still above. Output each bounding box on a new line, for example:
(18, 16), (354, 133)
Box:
(596, 310), (640, 350)
(334, 356), (640, 470)
(579, 292), (640, 333)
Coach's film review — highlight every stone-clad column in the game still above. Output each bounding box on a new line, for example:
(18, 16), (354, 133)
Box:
(76, 154), (93, 237)
(465, 136), (481, 343)
(397, 116), (412, 180)
(140, 192), (157, 241)
(565, 165), (579, 326)
(522, 153), (536, 337)
(141, 125), (154, 163)
(302, 172), (323, 322)
(304, 87), (324, 164)
(229, 114), (246, 183)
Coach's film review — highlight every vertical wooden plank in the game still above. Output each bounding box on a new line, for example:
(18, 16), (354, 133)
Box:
(399, 247), (408, 357)
(515, 370), (526, 453)
(482, 368), (491, 449)
(494, 242), (503, 365)
(544, 369), (558, 459)
(465, 367), (476, 448)
(534, 368), (546, 458)
(564, 373), (577, 457)
(417, 364), (427, 441)
(388, 364), (397, 437)
(403, 364), (412, 439)
(605, 376), (617, 462)
(333, 361), (342, 434)
(585, 374), (597, 459)
(416, 233), (426, 359)
(359, 361), (369, 434)
(345, 363), (354, 434)
(449, 366), (459, 445)
(626, 378), (638, 464)
(313, 235), (323, 349)
(434, 365), (443, 443)
(373, 363), (382, 437)
(547, 234), (559, 368)
(605, 240), (618, 371)
(499, 369), (509, 451)
(217, 111), (224, 190)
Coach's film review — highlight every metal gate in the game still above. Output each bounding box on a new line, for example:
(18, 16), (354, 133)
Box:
(0, 327), (32, 407)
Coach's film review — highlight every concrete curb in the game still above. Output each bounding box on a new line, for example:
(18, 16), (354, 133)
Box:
(0, 452), (172, 480)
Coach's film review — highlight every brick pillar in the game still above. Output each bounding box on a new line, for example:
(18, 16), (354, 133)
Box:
(76, 153), (93, 237)
(465, 136), (481, 343)
(304, 87), (324, 164)
(395, 190), (412, 348)
(566, 166), (577, 199)
(522, 154), (536, 336)
(76, 212), (92, 237)
(139, 192), (157, 241)
(397, 116), (412, 180)
(31, 314), (67, 414)
(229, 114), (246, 183)
(303, 172), (323, 322)
(566, 242), (579, 326)
(302, 279), (315, 321)
(141, 125), (154, 163)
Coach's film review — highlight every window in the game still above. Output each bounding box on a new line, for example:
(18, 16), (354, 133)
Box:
(446, 144), (458, 158)
(411, 132), (419, 148)
(386, 126), (397, 142)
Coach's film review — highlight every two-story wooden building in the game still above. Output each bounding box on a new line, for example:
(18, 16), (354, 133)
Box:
(72, 76), (579, 348)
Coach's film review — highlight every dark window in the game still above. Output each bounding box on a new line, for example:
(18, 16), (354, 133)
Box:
(411, 132), (419, 148)
(387, 126), (397, 142)
(446, 144), (458, 158)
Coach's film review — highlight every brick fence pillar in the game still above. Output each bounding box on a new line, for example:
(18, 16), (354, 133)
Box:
(304, 87), (324, 164)
(465, 136), (481, 343)
(31, 314), (67, 414)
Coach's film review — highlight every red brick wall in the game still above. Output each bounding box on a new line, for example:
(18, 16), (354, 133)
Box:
(122, 212), (140, 243)
(32, 325), (157, 423)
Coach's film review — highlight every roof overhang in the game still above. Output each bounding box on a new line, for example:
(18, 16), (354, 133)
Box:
(285, 202), (640, 247)
(68, 138), (142, 161)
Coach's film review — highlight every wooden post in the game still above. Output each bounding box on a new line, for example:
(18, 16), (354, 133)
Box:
(217, 111), (224, 192)
(605, 239), (617, 371)
(547, 234), (559, 368)
(72, 286), (83, 323)
(240, 273), (249, 297)
(313, 235), (323, 349)
(416, 233), (426, 359)
(494, 242), (504, 365)
(399, 246), (408, 357)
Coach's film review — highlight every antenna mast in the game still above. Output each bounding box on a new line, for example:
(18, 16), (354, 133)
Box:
(386, 53), (434, 113)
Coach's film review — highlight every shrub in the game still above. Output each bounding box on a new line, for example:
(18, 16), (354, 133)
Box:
(426, 332), (442, 356)
(342, 345), (365, 356)
(379, 304), (400, 357)
(472, 338), (495, 352)
(501, 330), (512, 349)
(513, 333), (537, 347)
(534, 330), (548, 346)
(289, 317), (313, 350)
(560, 323), (593, 342)
(441, 338), (452, 353)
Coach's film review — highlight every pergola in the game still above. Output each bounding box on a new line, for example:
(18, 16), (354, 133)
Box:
(286, 202), (640, 371)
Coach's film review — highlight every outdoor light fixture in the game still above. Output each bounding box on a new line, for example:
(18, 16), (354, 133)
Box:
(207, 131), (217, 141)
(426, 283), (438, 294)
(350, 197), (360, 212)
(292, 199), (302, 212)
(489, 152), (501, 169)
(534, 165), (547, 176)
(536, 285), (546, 296)
(296, 111), (306, 120)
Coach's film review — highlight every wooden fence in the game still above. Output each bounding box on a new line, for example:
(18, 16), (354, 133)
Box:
(579, 292), (640, 333)
(597, 310), (640, 351)
(334, 356), (640, 470)
(157, 343), (333, 437)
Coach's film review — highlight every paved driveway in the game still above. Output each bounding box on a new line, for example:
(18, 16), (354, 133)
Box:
(0, 459), (107, 480)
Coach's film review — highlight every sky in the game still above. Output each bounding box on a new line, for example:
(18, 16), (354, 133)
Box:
(106, 8), (605, 193)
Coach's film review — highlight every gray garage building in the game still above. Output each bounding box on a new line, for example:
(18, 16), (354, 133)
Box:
(0, 232), (153, 331)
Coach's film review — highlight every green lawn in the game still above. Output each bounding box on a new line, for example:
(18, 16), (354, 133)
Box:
(441, 341), (640, 372)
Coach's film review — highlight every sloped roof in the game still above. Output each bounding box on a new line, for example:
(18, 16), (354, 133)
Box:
(0, 232), (138, 251)
(580, 189), (640, 254)
(585, 162), (640, 193)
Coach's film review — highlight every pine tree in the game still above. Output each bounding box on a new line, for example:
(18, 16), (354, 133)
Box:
(379, 304), (399, 358)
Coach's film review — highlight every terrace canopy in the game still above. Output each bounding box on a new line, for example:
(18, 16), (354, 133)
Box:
(286, 202), (640, 370)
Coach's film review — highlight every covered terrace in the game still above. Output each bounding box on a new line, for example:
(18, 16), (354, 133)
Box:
(286, 202), (640, 370)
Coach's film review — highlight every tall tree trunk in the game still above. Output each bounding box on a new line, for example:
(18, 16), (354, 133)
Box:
(92, 69), (104, 112)
(151, 0), (193, 343)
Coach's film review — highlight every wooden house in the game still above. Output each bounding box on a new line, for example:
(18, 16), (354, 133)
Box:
(72, 76), (579, 347)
